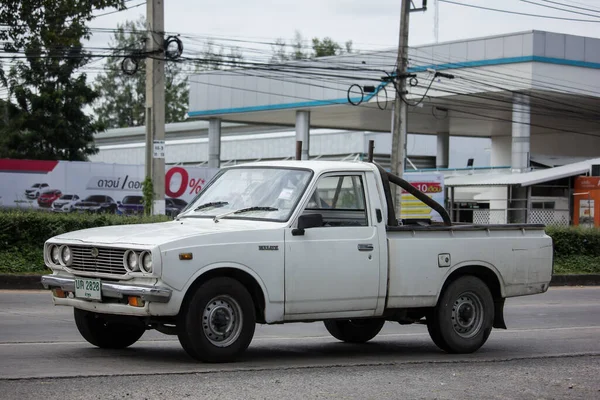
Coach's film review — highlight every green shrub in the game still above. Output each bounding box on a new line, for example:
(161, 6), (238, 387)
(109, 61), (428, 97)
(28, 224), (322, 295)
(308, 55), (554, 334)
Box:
(545, 226), (600, 274)
(0, 210), (170, 274)
(1, 210), (599, 275)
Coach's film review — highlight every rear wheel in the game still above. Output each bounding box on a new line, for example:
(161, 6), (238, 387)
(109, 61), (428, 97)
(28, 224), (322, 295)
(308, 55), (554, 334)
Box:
(74, 309), (145, 349)
(324, 319), (385, 343)
(177, 277), (256, 363)
(427, 275), (494, 353)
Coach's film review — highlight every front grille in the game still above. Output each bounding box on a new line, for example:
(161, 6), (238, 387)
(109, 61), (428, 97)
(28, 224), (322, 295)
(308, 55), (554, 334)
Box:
(69, 246), (127, 275)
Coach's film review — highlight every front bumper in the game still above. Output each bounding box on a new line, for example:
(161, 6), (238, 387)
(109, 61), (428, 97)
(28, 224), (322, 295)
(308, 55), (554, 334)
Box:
(41, 275), (172, 303)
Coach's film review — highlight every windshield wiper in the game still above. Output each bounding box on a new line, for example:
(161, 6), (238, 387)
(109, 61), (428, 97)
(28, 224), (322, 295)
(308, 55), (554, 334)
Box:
(194, 201), (228, 211)
(213, 206), (278, 223)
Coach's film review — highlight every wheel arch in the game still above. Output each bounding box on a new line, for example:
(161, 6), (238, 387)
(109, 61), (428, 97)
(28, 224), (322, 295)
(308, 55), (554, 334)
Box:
(180, 263), (269, 324)
(437, 262), (507, 329)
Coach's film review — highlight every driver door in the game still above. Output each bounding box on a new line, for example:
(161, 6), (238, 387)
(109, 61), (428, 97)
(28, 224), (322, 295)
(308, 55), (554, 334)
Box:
(284, 173), (381, 318)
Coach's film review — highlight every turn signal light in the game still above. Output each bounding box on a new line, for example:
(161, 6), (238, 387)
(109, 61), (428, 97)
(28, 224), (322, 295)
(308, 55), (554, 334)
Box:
(179, 253), (193, 260)
(128, 296), (145, 307)
(52, 288), (66, 298)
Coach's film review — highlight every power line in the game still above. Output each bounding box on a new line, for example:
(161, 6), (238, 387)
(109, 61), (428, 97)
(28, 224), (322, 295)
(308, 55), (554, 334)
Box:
(536, 0), (600, 15)
(520, 0), (600, 18)
(94, 1), (146, 19)
(438, 0), (600, 22)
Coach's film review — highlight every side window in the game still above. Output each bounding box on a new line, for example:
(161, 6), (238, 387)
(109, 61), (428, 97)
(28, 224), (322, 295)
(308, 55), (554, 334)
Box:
(305, 175), (368, 227)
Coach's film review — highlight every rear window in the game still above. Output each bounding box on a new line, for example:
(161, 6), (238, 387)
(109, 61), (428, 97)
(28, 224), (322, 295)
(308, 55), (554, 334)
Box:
(84, 196), (106, 202)
(169, 198), (188, 206)
(122, 196), (144, 205)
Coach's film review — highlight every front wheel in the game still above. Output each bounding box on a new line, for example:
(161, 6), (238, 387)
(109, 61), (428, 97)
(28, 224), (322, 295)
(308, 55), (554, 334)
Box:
(74, 309), (146, 349)
(427, 275), (494, 354)
(324, 319), (385, 343)
(177, 277), (256, 363)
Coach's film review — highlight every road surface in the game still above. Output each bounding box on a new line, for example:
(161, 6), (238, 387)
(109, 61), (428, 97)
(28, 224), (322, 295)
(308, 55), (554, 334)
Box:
(0, 287), (599, 399)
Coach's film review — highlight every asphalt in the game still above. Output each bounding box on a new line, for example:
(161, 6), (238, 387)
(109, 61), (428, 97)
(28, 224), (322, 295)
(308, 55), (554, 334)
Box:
(0, 287), (599, 399)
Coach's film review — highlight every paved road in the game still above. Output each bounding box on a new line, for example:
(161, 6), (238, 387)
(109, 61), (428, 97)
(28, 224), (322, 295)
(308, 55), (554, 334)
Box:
(0, 287), (599, 399)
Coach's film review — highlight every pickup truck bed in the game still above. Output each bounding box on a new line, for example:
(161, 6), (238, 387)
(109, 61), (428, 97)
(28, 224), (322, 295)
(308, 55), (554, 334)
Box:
(386, 224), (552, 309)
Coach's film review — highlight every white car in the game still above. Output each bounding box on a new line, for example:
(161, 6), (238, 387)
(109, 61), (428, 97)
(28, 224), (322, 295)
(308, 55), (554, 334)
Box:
(51, 194), (80, 212)
(41, 161), (553, 363)
(25, 183), (49, 199)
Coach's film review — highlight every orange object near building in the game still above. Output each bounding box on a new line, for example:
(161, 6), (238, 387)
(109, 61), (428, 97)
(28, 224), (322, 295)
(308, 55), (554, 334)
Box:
(573, 176), (600, 227)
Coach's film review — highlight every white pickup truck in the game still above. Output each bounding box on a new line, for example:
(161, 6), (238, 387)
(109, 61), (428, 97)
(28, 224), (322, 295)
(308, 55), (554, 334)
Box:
(41, 161), (553, 362)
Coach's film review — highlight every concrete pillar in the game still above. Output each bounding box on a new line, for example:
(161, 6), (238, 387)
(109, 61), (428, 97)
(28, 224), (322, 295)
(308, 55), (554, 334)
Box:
(436, 132), (450, 169)
(208, 118), (221, 168)
(295, 111), (310, 160)
(511, 93), (531, 172)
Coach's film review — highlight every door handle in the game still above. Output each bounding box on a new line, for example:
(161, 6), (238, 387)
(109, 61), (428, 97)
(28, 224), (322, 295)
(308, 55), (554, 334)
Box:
(358, 244), (374, 252)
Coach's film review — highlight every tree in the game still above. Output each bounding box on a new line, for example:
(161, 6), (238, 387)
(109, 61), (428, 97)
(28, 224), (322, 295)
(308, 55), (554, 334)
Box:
(311, 37), (342, 58)
(93, 18), (189, 129)
(270, 31), (353, 62)
(0, 0), (125, 161)
(270, 39), (289, 64)
(292, 31), (308, 60)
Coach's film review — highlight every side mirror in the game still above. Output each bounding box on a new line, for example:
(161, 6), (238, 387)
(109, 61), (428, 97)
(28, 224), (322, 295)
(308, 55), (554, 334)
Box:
(292, 214), (323, 236)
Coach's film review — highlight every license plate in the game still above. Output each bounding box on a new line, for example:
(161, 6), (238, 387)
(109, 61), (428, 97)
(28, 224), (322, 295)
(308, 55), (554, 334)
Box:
(74, 278), (102, 300)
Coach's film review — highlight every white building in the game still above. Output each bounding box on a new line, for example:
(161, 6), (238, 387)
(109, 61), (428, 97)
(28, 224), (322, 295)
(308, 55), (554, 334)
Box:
(93, 30), (600, 226)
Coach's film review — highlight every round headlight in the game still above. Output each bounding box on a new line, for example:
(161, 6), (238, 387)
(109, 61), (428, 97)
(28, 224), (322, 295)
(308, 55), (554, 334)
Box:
(50, 245), (60, 264)
(59, 245), (72, 266)
(124, 250), (139, 272)
(140, 251), (153, 274)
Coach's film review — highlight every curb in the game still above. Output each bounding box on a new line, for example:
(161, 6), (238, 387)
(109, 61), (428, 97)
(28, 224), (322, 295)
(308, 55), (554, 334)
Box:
(0, 274), (45, 290)
(549, 274), (600, 287)
(1, 274), (600, 290)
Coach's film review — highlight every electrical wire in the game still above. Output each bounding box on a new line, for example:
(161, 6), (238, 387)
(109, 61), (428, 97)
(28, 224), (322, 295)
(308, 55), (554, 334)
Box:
(535, 0), (600, 15)
(520, 0), (600, 19)
(438, 0), (600, 22)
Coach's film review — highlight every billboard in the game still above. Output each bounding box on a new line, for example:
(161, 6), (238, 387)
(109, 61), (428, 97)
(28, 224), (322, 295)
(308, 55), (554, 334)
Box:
(0, 159), (218, 216)
(573, 176), (600, 227)
(400, 172), (446, 223)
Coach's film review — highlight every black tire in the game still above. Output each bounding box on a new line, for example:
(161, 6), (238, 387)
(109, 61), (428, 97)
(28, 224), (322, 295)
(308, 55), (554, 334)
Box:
(74, 308), (145, 349)
(427, 275), (494, 354)
(324, 319), (385, 343)
(177, 277), (256, 363)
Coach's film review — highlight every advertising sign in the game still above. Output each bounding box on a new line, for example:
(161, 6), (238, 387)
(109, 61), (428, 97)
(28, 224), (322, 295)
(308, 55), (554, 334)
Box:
(573, 176), (600, 227)
(0, 159), (218, 216)
(401, 172), (446, 223)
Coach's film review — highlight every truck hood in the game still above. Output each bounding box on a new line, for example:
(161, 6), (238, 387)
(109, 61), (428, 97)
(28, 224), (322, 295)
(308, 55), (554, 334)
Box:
(51, 219), (283, 247)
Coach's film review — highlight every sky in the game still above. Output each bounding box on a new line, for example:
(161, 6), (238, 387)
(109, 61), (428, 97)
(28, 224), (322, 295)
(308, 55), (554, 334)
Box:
(87, 0), (600, 53)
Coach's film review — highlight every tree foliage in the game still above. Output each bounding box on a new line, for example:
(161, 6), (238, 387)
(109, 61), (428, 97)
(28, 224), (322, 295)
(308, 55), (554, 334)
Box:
(270, 31), (353, 63)
(0, 0), (125, 161)
(93, 18), (190, 129)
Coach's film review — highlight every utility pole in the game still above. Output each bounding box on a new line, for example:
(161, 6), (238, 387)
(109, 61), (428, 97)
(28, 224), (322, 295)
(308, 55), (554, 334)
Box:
(390, 0), (411, 214)
(145, 0), (166, 215)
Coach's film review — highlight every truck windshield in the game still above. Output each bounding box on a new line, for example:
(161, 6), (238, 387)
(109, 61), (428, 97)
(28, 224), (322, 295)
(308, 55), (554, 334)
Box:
(180, 167), (312, 222)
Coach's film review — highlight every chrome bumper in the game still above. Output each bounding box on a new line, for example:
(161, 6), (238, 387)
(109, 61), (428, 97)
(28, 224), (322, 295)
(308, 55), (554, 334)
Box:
(41, 275), (172, 303)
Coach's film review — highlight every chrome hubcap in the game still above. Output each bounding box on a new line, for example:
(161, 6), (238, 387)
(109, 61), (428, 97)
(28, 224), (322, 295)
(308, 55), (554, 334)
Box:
(202, 295), (243, 347)
(451, 291), (484, 338)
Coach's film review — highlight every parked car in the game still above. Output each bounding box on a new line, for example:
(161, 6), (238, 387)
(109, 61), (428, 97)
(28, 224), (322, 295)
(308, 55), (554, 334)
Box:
(25, 183), (49, 200)
(41, 161), (553, 363)
(117, 196), (145, 216)
(72, 195), (118, 214)
(51, 194), (80, 213)
(166, 197), (188, 217)
(37, 189), (62, 208)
